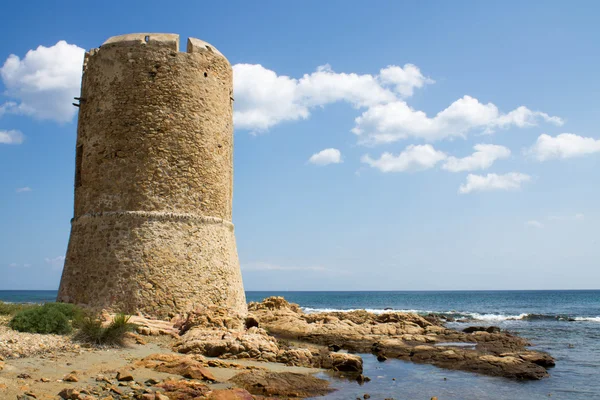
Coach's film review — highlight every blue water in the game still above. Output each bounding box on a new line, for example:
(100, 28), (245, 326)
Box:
(2, 290), (599, 399)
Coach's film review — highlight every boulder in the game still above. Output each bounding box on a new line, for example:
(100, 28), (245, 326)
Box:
(329, 353), (363, 373)
(156, 379), (210, 399)
(229, 370), (334, 398)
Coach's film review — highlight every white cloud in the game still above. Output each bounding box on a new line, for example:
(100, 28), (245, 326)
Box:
(15, 186), (32, 193)
(361, 144), (447, 172)
(233, 64), (309, 132)
(442, 144), (511, 172)
(0, 129), (24, 144)
(233, 63), (432, 132)
(458, 172), (531, 194)
(45, 256), (65, 270)
(242, 262), (327, 272)
(378, 64), (435, 97)
(0, 40), (85, 123)
(308, 148), (342, 166)
(352, 96), (563, 144)
(296, 64), (398, 108)
(526, 220), (544, 228)
(528, 133), (600, 161)
(548, 213), (585, 221)
(7, 262), (30, 268)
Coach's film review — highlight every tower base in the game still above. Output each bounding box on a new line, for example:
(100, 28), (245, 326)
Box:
(57, 211), (247, 318)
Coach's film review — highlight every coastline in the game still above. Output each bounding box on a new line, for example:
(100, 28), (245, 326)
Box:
(1, 290), (599, 399)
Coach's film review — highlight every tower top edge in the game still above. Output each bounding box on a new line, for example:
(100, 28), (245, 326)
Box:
(99, 33), (227, 59)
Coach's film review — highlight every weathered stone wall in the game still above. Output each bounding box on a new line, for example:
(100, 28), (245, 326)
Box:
(58, 33), (246, 318)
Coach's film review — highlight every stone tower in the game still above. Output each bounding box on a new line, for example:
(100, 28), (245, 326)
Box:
(57, 33), (246, 318)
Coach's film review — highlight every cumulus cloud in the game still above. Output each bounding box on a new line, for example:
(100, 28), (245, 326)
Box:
(361, 144), (447, 172)
(458, 172), (531, 194)
(352, 96), (563, 145)
(45, 256), (65, 270)
(15, 186), (32, 193)
(528, 133), (600, 161)
(242, 262), (327, 272)
(233, 63), (432, 132)
(378, 64), (435, 97)
(442, 144), (511, 172)
(0, 41), (85, 123)
(308, 148), (342, 166)
(526, 220), (544, 228)
(0, 129), (24, 144)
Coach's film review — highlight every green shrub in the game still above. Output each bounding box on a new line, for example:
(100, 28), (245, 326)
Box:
(74, 313), (137, 346)
(8, 302), (83, 334)
(0, 301), (37, 316)
(9, 307), (72, 334)
(42, 302), (82, 320)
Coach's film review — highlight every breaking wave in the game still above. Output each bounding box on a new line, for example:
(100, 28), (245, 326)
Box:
(301, 307), (600, 323)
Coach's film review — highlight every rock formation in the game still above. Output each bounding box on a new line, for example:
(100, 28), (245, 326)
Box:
(57, 33), (246, 318)
(245, 297), (555, 380)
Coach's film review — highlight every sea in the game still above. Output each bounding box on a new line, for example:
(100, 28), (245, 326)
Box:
(1, 290), (599, 400)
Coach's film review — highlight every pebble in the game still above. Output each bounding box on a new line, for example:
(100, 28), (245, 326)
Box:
(116, 370), (134, 381)
(63, 373), (79, 382)
(0, 321), (80, 360)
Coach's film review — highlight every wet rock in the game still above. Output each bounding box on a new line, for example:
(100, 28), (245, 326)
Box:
(463, 326), (501, 334)
(230, 370), (334, 398)
(517, 351), (556, 368)
(377, 354), (388, 362)
(363, 394), (371, 399)
(330, 353), (363, 373)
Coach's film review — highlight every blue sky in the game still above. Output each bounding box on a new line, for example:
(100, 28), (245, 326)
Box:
(1, 1), (599, 290)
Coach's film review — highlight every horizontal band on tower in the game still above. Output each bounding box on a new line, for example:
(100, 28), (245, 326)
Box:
(72, 210), (234, 229)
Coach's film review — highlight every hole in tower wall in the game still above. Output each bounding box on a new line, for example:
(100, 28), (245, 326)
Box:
(204, 72), (208, 77)
(75, 145), (83, 188)
(145, 35), (150, 43)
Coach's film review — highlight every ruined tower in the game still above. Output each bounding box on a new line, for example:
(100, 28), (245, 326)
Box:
(57, 33), (246, 318)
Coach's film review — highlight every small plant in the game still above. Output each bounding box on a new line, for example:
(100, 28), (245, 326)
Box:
(74, 313), (137, 346)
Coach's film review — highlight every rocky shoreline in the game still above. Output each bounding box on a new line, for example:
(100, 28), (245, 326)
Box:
(0, 297), (555, 399)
